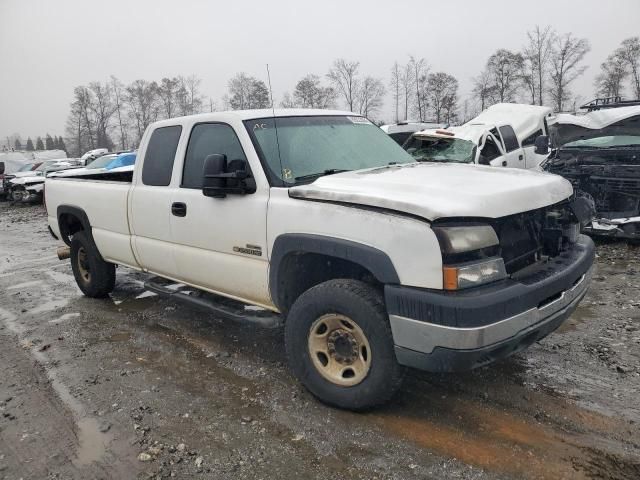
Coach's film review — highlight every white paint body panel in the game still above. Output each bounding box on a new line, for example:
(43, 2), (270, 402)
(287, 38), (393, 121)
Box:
(290, 162), (573, 221)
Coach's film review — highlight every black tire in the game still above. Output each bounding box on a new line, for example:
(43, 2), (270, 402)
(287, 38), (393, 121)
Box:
(285, 279), (405, 410)
(70, 231), (115, 298)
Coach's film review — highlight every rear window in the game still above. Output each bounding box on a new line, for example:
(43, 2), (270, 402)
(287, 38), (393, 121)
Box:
(141, 126), (182, 186)
(499, 125), (520, 152)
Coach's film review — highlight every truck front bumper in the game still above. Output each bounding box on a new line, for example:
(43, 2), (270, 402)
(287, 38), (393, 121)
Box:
(386, 235), (594, 372)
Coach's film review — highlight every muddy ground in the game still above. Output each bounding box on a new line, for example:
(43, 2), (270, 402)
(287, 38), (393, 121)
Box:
(0, 202), (638, 480)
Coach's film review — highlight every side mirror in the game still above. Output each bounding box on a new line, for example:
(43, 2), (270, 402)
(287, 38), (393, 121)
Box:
(0, 162), (4, 175)
(202, 154), (255, 198)
(534, 135), (549, 155)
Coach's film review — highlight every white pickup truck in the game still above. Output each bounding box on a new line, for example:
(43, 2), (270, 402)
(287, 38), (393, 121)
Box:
(45, 109), (595, 409)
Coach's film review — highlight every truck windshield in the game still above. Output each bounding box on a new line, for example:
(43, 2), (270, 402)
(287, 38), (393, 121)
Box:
(404, 136), (476, 163)
(245, 116), (414, 185)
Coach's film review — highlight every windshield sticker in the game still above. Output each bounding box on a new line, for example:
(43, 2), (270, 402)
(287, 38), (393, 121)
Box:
(347, 116), (373, 125)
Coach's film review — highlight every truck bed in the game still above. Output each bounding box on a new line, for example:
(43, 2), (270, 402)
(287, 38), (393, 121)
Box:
(45, 176), (139, 268)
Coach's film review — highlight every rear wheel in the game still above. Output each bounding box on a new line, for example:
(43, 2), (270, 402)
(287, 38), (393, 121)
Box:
(70, 231), (115, 298)
(285, 279), (404, 410)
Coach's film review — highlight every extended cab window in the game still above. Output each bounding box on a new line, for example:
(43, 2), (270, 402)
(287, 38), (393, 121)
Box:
(182, 123), (247, 189)
(522, 129), (543, 147)
(499, 125), (520, 152)
(141, 126), (182, 186)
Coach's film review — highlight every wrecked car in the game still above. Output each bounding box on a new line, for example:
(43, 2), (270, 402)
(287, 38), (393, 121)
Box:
(8, 159), (81, 203)
(381, 121), (445, 145)
(405, 104), (554, 169)
(543, 100), (640, 240)
(46, 109), (594, 410)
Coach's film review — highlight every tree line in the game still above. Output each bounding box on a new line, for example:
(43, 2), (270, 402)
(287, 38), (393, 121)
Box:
(2, 133), (66, 153)
(33, 28), (637, 157)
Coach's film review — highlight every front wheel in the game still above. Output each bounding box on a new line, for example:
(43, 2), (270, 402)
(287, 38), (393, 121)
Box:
(285, 279), (404, 410)
(70, 231), (115, 298)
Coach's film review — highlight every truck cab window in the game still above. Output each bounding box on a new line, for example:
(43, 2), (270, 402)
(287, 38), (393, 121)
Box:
(479, 136), (501, 164)
(522, 129), (544, 147)
(141, 126), (182, 186)
(498, 125), (520, 152)
(182, 123), (248, 189)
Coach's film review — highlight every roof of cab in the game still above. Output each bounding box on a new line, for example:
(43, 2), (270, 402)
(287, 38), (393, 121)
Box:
(150, 108), (356, 128)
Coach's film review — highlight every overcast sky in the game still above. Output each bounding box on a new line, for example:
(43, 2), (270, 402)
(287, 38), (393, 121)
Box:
(1, 0), (639, 141)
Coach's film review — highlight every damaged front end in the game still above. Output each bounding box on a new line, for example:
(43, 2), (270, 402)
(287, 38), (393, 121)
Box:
(543, 107), (640, 240)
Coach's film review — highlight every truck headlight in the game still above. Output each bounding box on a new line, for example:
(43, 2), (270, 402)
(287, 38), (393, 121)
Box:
(433, 224), (506, 290)
(432, 225), (499, 254)
(443, 257), (507, 290)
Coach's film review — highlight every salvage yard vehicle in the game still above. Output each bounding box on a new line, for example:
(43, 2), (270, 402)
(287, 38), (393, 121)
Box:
(45, 109), (595, 409)
(543, 98), (640, 240)
(381, 120), (445, 145)
(9, 159), (81, 203)
(50, 152), (136, 178)
(405, 104), (554, 169)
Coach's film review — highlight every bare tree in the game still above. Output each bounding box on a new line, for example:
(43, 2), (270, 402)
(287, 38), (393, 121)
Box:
(389, 62), (401, 122)
(595, 52), (628, 98)
(549, 33), (590, 112)
(280, 92), (297, 108)
(227, 73), (269, 109)
(176, 75), (204, 116)
(486, 49), (524, 103)
(327, 59), (360, 112)
(472, 69), (494, 111)
(400, 62), (414, 120)
(126, 80), (159, 143)
(523, 26), (555, 105)
(356, 76), (385, 119)
(157, 77), (180, 119)
(617, 37), (640, 99)
(293, 74), (335, 108)
(427, 72), (458, 123)
(410, 56), (429, 121)
(88, 81), (116, 149)
(110, 76), (128, 150)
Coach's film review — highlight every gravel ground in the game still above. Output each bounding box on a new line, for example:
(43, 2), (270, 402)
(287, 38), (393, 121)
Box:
(0, 202), (639, 480)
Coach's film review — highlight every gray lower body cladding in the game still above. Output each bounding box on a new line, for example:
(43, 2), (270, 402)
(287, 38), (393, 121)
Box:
(386, 235), (595, 372)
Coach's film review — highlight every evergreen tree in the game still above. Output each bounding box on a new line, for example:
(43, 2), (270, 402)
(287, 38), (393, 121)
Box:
(45, 133), (55, 150)
(26, 137), (34, 151)
(58, 137), (67, 153)
(36, 136), (44, 150)
(14, 138), (22, 150)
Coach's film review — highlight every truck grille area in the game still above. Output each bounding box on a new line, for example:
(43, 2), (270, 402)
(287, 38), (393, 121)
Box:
(492, 202), (580, 275)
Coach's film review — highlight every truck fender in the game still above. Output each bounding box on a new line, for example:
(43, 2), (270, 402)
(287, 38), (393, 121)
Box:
(269, 233), (400, 311)
(56, 205), (94, 247)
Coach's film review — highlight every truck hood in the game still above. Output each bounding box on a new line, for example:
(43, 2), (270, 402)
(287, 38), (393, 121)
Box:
(549, 106), (640, 146)
(289, 163), (573, 220)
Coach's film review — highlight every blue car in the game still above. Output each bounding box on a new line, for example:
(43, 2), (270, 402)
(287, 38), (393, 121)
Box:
(105, 152), (136, 170)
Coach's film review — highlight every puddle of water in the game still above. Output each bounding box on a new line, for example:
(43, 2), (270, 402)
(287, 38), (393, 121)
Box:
(49, 312), (81, 324)
(0, 305), (112, 467)
(28, 298), (69, 315)
(7, 280), (43, 290)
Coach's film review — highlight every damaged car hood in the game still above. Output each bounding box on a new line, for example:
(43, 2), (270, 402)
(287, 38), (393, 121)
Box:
(550, 106), (640, 146)
(289, 163), (572, 220)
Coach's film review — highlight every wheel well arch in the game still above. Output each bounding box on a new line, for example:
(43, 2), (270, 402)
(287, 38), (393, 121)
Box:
(269, 234), (400, 313)
(57, 205), (93, 246)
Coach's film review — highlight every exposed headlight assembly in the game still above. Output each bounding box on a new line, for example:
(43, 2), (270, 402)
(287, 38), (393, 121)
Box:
(433, 225), (506, 290)
(432, 225), (499, 254)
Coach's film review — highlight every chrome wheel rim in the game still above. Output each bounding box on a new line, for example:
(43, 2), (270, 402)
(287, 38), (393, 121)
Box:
(308, 313), (371, 386)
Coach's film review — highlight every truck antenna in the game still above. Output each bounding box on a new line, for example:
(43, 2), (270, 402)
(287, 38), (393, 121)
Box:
(266, 64), (284, 182)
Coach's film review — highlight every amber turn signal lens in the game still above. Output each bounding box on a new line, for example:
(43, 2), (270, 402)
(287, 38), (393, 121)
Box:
(442, 266), (458, 290)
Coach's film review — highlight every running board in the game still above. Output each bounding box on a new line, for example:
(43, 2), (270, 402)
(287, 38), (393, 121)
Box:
(144, 277), (283, 329)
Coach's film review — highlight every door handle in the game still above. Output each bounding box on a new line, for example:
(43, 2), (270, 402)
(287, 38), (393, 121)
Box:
(519, 154), (524, 160)
(171, 202), (187, 217)
(501, 161), (507, 167)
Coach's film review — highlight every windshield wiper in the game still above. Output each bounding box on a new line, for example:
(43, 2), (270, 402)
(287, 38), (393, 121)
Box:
(294, 169), (351, 182)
